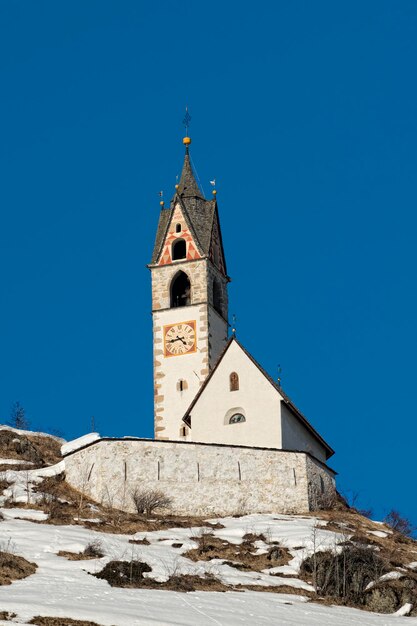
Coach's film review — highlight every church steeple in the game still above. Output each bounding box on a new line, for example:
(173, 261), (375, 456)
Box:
(150, 134), (228, 277)
(149, 127), (230, 441)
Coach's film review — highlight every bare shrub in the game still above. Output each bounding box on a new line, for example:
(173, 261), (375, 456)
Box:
(384, 510), (415, 538)
(318, 489), (337, 510)
(39, 492), (62, 519)
(131, 488), (172, 517)
(233, 495), (249, 517)
(83, 539), (104, 558)
(190, 528), (215, 553)
(300, 544), (389, 605)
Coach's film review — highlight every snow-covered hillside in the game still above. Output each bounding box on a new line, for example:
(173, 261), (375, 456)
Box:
(1, 427), (417, 625)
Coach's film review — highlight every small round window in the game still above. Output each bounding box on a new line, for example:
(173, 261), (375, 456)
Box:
(229, 413), (246, 424)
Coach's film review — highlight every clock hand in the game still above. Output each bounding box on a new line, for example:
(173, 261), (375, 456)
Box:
(176, 335), (186, 344)
(168, 338), (181, 343)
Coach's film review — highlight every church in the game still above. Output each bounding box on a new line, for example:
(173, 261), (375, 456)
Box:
(63, 131), (336, 516)
(149, 133), (334, 464)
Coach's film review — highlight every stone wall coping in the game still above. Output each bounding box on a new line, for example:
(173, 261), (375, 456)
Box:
(62, 435), (337, 476)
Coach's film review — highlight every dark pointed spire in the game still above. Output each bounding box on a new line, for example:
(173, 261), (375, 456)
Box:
(177, 151), (203, 198)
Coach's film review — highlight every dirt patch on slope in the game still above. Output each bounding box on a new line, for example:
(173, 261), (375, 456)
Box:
(29, 618), (111, 626)
(184, 531), (291, 572)
(0, 611), (17, 620)
(57, 551), (98, 561)
(94, 559), (229, 592)
(311, 509), (417, 571)
(0, 551), (37, 585)
(0, 430), (62, 468)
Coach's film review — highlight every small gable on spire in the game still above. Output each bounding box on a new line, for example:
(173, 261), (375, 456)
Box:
(177, 153), (203, 199)
(157, 204), (202, 266)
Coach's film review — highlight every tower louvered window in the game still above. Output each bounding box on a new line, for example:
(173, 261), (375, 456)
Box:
(170, 271), (191, 308)
(172, 238), (186, 260)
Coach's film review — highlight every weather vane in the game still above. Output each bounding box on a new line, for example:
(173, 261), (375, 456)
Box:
(232, 314), (237, 337)
(183, 106), (191, 135)
(277, 364), (282, 388)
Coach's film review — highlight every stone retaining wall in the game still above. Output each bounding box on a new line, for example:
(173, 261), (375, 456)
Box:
(64, 438), (336, 517)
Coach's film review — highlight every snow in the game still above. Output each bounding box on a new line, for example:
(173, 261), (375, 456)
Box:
(369, 530), (389, 538)
(1, 507), (49, 521)
(408, 562), (417, 570)
(366, 571), (404, 591)
(0, 514), (413, 625)
(61, 432), (100, 456)
(0, 458), (34, 465)
(394, 603), (413, 616)
(373, 521), (393, 533)
(0, 460), (65, 505)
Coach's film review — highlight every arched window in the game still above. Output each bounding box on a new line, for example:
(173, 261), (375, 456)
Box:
(172, 238), (186, 260)
(170, 271), (191, 308)
(213, 278), (222, 314)
(229, 413), (246, 424)
(230, 372), (239, 391)
(175, 223), (181, 233)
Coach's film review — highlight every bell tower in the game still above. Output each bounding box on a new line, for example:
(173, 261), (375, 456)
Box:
(149, 133), (229, 440)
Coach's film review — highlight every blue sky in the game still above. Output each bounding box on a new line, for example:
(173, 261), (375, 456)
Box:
(0, 1), (416, 530)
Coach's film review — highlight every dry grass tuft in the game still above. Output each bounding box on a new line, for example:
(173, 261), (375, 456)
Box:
(58, 540), (104, 561)
(128, 537), (150, 545)
(57, 551), (97, 561)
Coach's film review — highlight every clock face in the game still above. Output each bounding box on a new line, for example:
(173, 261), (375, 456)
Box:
(163, 320), (197, 357)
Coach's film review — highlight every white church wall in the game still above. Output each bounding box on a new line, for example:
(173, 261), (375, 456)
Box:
(64, 438), (336, 516)
(188, 340), (282, 448)
(207, 306), (228, 369)
(280, 403), (328, 463)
